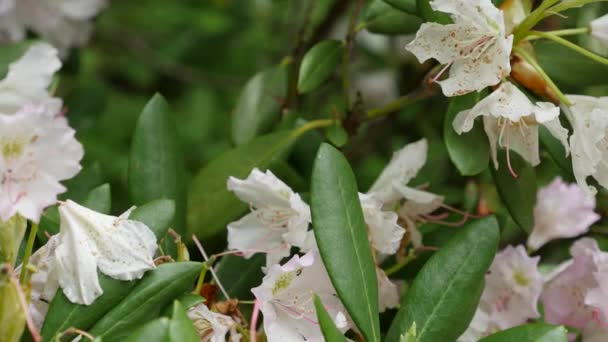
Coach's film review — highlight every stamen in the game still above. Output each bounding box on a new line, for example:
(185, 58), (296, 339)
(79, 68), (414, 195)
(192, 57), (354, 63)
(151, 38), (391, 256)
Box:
(440, 203), (487, 219)
(503, 124), (519, 179)
(430, 62), (453, 83)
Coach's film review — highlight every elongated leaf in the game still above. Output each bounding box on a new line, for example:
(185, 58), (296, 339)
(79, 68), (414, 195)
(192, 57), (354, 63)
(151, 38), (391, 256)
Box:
(187, 130), (296, 238)
(89, 262), (201, 342)
(311, 143), (380, 342)
(539, 125), (574, 180)
(161, 294), (204, 317)
(385, 216), (500, 342)
(168, 301), (199, 342)
(383, 0), (417, 14)
(479, 324), (568, 342)
(130, 199), (176, 239)
(444, 92), (490, 175)
(313, 294), (348, 342)
(537, 41), (608, 88)
(365, 1), (422, 35)
(232, 66), (286, 145)
(298, 40), (344, 94)
(490, 152), (536, 233)
(416, 0), (451, 23)
(129, 94), (187, 243)
(215, 254), (265, 300)
(125, 318), (170, 342)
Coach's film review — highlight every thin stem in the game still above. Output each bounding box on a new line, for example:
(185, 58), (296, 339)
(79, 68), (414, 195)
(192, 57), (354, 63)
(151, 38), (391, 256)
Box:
(541, 0), (608, 20)
(512, 46), (571, 106)
(528, 30), (608, 65)
(513, 0), (561, 44)
(524, 27), (589, 41)
(19, 223), (38, 284)
(192, 235), (231, 300)
(291, 118), (336, 137)
(384, 253), (417, 276)
(193, 262), (208, 295)
(365, 89), (433, 119)
(250, 299), (261, 342)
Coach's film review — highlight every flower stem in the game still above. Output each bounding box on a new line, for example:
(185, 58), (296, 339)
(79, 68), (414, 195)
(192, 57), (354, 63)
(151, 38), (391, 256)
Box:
(528, 30), (608, 65)
(291, 118), (336, 137)
(193, 262), (208, 295)
(513, 0), (561, 44)
(19, 222), (38, 284)
(524, 27), (589, 40)
(541, 0), (608, 20)
(384, 253), (417, 276)
(512, 46), (572, 106)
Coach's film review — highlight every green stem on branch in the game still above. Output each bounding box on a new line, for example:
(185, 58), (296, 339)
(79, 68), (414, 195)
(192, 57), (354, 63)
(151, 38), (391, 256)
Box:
(19, 222), (38, 284)
(528, 30), (608, 65)
(513, 0), (561, 44)
(512, 46), (572, 106)
(524, 27), (589, 40)
(292, 119), (337, 137)
(541, 0), (608, 20)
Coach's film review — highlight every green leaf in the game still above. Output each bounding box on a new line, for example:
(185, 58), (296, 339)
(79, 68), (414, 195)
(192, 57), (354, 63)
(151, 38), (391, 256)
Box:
(128, 94), (187, 244)
(479, 324), (568, 342)
(539, 125), (574, 180)
(383, 0), (417, 14)
(161, 293), (204, 317)
(325, 123), (348, 148)
(215, 254), (265, 300)
(311, 143), (380, 342)
(41, 274), (139, 341)
(129, 199), (176, 240)
(0, 41), (33, 79)
(416, 0), (451, 23)
(536, 41), (608, 88)
(187, 130), (296, 239)
(232, 66), (287, 145)
(444, 92), (490, 175)
(365, 1), (423, 35)
(61, 162), (104, 203)
(89, 262), (201, 342)
(313, 294), (348, 342)
(298, 40), (344, 94)
(385, 216), (500, 342)
(124, 318), (170, 342)
(490, 152), (537, 233)
(168, 301), (199, 342)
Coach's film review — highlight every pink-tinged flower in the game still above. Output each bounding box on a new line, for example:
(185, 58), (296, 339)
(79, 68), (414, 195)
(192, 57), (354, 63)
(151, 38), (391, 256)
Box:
(377, 267), (400, 313)
(0, 105), (83, 222)
(542, 238), (608, 330)
(187, 303), (240, 342)
(459, 245), (543, 340)
(528, 177), (600, 251)
(359, 193), (405, 255)
(226, 169), (313, 268)
(251, 251), (349, 342)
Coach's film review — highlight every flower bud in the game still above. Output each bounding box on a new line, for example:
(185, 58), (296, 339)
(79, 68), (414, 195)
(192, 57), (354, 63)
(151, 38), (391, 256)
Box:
(590, 14), (608, 46)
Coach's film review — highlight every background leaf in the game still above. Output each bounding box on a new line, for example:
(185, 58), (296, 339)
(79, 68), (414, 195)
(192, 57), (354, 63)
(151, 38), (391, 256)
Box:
(383, 0), (417, 15)
(444, 92), (490, 175)
(313, 294), (348, 342)
(215, 254), (265, 300)
(416, 0), (451, 23)
(385, 216), (500, 342)
(365, 1), (423, 35)
(125, 318), (170, 342)
(311, 143), (380, 342)
(298, 40), (344, 94)
(479, 323), (568, 342)
(168, 301), (199, 342)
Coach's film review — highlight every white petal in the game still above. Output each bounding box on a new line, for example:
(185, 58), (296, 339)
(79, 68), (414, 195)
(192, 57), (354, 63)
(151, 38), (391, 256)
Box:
(227, 169), (293, 208)
(360, 193), (405, 255)
(406, 23), (478, 65)
(541, 117), (570, 156)
(227, 212), (285, 258)
(482, 116), (500, 169)
(431, 0), (506, 33)
(370, 139), (428, 204)
(188, 304), (235, 342)
(397, 185), (444, 217)
(0, 42), (62, 113)
(590, 14), (608, 46)
(54, 200), (157, 304)
(56, 0), (106, 20)
(377, 268), (400, 312)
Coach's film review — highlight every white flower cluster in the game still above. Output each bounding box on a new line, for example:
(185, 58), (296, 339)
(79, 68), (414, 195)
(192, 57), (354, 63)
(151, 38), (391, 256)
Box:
(407, 0), (608, 195)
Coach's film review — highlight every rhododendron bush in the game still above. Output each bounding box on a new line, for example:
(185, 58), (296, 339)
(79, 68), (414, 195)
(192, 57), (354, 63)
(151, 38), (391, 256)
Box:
(1, 0), (608, 341)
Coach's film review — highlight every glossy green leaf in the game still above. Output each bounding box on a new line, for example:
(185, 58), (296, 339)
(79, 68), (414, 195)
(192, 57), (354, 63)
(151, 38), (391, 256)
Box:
(325, 123), (348, 148)
(232, 66), (287, 145)
(539, 125), (574, 180)
(89, 262), (201, 342)
(385, 216), (500, 342)
(537, 41), (608, 88)
(490, 152), (537, 233)
(311, 143), (380, 342)
(313, 294), (348, 342)
(61, 162), (104, 202)
(161, 293), (204, 317)
(479, 324), (568, 342)
(187, 130), (296, 239)
(383, 0), (417, 14)
(168, 301), (199, 342)
(444, 92), (490, 176)
(129, 199), (176, 240)
(298, 40), (344, 94)
(124, 318), (170, 342)
(365, 1), (423, 35)
(129, 93), (187, 242)
(215, 254), (265, 300)
(416, 0), (451, 23)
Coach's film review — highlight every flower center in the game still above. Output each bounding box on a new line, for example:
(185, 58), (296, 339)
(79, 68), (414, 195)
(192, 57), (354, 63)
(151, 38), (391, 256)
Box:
(272, 271), (296, 295)
(253, 206), (297, 230)
(513, 269), (530, 286)
(1, 137), (27, 160)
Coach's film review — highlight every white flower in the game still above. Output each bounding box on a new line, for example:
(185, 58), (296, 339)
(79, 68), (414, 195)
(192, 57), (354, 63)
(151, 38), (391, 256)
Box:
(0, 0), (106, 55)
(377, 267), (400, 312)
(567, 95), (608, 196)
(405, 0), (513, 96)
(528, 177), (600, 251)
(0, 105), (83, 222)
(188, 303), (238, 342)
(0, 42), (62, 114)
(359, 193), (405, 255)
(50, 200), (157, 305)
(227, 169), (313, 268)
(251, 251), (349, 342)
(453, 82), (568, 169)
(590, 14), (608, 46)
(368, 139), (443, 248)
(459, 245), (543, 340)
(15, 236), (59, 330)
